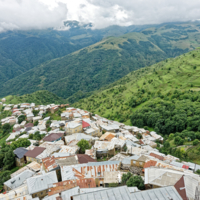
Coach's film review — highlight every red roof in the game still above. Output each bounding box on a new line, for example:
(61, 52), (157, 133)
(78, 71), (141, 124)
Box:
(43, 133), (64, 142)
(25, 147), (46, 158)
(77, 154), (97, 164)
(144, 160), (157, 168)
(182, 165), (189, 169)
(150, 153), (164, 161)
(139, 139), (144, 145)
(174, 176), (187, 200)
(24, 123), (34, 128)
(82, 120), (90, 128)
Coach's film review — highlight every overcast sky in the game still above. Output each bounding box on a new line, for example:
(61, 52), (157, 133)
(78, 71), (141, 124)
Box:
(1, 0), (200, 32)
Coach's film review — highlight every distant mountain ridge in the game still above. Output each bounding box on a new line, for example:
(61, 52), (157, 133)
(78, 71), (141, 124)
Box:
(2, 21), (200, 101)
(0, 21), (154, 85)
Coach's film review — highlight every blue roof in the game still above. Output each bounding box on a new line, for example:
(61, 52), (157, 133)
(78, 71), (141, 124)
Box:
(14, 147), (28, 159)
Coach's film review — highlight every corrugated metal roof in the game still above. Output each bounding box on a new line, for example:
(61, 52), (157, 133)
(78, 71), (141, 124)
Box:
(59, 145), (79, 154)
(61, 161), (120, 181)
(150, 152), (164, 161)
(170, 161), (184, 168)
(61, 186), (80, 200)
(56, 156), (78, 167)
(27, 161), (41, 172)
(0, 184), (29, 200)
(14, 147), (28, 159)
(174, 176), (187, 200)
(184, 175), (200, 200)
(130, 186), (182, 200)
(43, 194), (60, 200)
(79, 187), (107, 194)
(145, 168), (184, 187)
(48, 180), (77, 196)
(72, 186), (132, 200)
(24, 147), (46, 158)
(53, 152), (71, 158)
(65, 133), (95, 143)
(10, 161), (40, 178)
(128, 187), (139, 193)
(94, 141), (114, 151)
(99, 132), (116, 141)
(4, 170), (35, 190)
(104, 171), (125, 183)
(43, 133), (64, 142)
(109, 153), (128, 162)
(122, 155), (140, 165)
(42, 156), (59, 172)
(77, 154), (97, 164)
(26, 171), (58, 194)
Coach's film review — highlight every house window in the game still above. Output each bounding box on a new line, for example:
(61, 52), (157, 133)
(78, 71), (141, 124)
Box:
(35, 194), (37, 197)
(41, 192), (43, 195)
(98, 172), (101, 176)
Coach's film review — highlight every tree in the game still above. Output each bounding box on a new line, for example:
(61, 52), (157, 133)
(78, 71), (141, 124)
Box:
(77, 139), (91, 154)
(18, 115), (26, 124)
(11, 138), (31, 150)
(33, 110), (39, 116)
(136, 133), (142, 139)
(122, 172), (132, 184)
(34, 120), (39, 126)
(174, 136), (184, 146)
(109, 183), (119, 187)
(196, 169), (200, 175)
(195, 132), (200, 140)
(193, 139), (199, 146)
(2, 123), (11, 135)
(126, 175), (145, 190)
(3, 149), (15, 170)
(0, 171), (11, 190)
(169, 133), (174, 141)
(164, 141), (170, 148)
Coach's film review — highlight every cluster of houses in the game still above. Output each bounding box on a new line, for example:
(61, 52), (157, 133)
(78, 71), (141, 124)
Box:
(0, 99), (200, 200)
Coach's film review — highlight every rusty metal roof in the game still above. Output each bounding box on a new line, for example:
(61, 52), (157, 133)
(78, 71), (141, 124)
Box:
(48, 178), (96, 196)
(59, 145), (79, 154)
(99, 132), (116, 141)
(48, 180), (77, 196)
(76, 178), (96, 188)
(42, 156), (58, 172)
(61, 161), (120, 181)
(27, 161), (41, 172)
(150, 152), (164, 161)
(10, 161), (41, 178)
(144, 160), (157, 168)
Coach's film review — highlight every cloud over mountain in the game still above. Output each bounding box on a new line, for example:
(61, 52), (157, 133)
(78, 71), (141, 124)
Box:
(1, 0), (200, 32)
(0, 0), (67, 32)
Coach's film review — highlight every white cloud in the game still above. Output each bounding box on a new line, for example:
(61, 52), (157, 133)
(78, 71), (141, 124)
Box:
(1, 0), (200, 32)
(0, 0), (67, 32)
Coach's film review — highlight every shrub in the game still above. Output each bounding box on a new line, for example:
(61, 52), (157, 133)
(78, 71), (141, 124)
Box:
(193, 139), (199, 146)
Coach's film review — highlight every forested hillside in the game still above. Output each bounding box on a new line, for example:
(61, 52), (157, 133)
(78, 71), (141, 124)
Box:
(2, 22), (200, 99)
(0, 21), (153, 85)
(3, 90), (66, 105)
(73, 48), (200, 134)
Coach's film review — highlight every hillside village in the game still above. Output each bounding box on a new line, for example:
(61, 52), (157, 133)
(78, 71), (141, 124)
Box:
(0, 98), (200, 200)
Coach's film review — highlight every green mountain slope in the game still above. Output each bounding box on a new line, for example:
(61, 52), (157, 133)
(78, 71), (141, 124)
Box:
(0, 21), (154, 84)
(3, 90), (66, 105)
(2, 22), (200, 99)
(73, 48), (200, 133)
